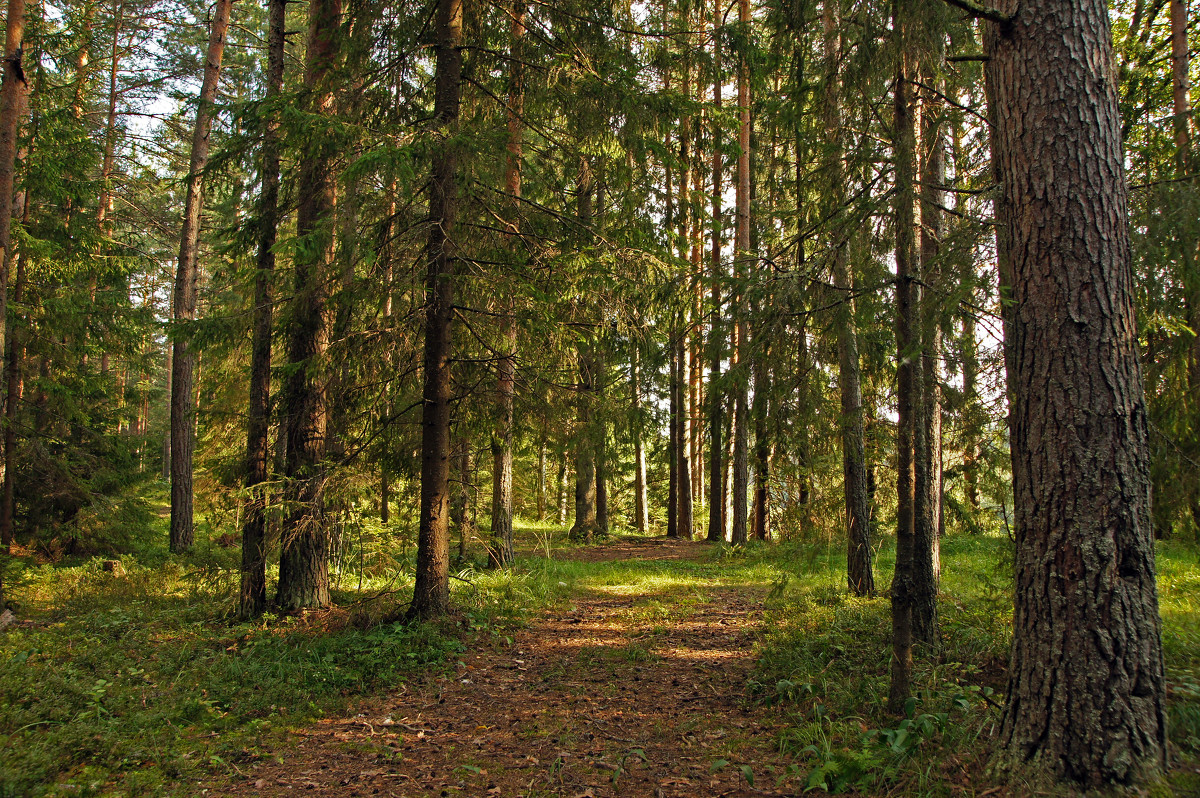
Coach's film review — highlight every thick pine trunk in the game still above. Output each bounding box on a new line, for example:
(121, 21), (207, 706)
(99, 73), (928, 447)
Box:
(169, 0), (233, 553)
(239, 0), (284, 619)
(986, 1), (1167, 784)
(276, 0), (341, 612)
(889, 0), (917, 713)
(408, 0), (463, 620)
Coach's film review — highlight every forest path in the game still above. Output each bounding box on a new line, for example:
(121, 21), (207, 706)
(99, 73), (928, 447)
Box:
(219, 537), (802, 797)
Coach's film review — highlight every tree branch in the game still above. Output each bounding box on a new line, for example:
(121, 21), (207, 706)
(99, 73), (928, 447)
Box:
(939, 0), (1015, 26)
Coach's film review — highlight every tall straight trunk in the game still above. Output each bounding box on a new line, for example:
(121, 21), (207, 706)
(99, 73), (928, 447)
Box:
(912, 60), (944, 647)
(986, 2), (1167, 784)
(888, 0), (917, 714)
(631, 339), (648, 534)
(451, 437), (474, 558)
(730, 0), (751, 546)
(667, 335), (680, 538)
(1170, 0), (1191, 167)
(677, 337), (693, 539)
(489, 0), (524, 568)
(707, 0), (725, 543)
(825, 0), (872, 594)
(677, 51), (694, 539)
(556, 451), (567, 525)
(408, 0), (464, 619)
(596, 415), (609, 533)
(751, 346), (769, 541)
(239, 0), (284, 619)
(169, 0), (234, 553)
(276, 0), (341, 612)
(536, 438), (545, 521)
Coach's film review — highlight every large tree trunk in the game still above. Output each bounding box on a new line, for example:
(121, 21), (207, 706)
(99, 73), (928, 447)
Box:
(986, 1), (1167, 785)
(912, 57), (944, 648)
(888, 0), (917, 714)
(408, 0), (464, 620)
(729, 0), (751, 547)
(570, 344), (600, 541)
(239, 0), (285, 619)
(276, 0), (341, 613)
(706, 0), (724, 544)
(489, 0), (524, 568)
(169, 0), (234, 553)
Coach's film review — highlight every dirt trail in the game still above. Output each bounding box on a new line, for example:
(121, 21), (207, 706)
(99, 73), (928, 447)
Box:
(219, 539), (799, 797)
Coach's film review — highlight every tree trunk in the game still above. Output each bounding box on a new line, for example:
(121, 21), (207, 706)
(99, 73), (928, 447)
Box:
(707, 0), (725, 543)
(824, 0), (873, 594)
(986, 1), (1167, 784)
(556, 451), (567, 526)
(408, 0), (463, 620)
(751, 344), (769, 542)
(730, 0), (751, 547)
(631, 338), (648, 534)
(536, 438), (545, 521)
(169, 0), (234, 553)
(451, 437), (474, 559)
(276, 0), (341, 612)
(239, 0), (284, 619)
(677, 337), (693, 539)
(570, 346), (599, 541)
(489, 0), (524, 568)
(889, 0), (917, 714)
(912, 58), (944, 648)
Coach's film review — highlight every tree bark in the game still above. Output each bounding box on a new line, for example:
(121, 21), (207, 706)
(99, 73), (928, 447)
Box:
(986, 1), (1168, 785)
(408, 0), (463, 620)
(824, 0), (873, 594)
(276, 0), (340, 612)
(631, 337), (649, 534)
(707, 0), (725, 543)
(239, 0), (284, 619)
(889, 0), (917, 714)
(912, 56), (944, 648)
(489, 0), (524, 568)
(570, 345), (600, 541)
(729, 0), (751, 547)
(169, 0), (234, 553)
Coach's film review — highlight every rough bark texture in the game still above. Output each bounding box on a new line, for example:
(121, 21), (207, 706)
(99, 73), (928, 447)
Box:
(239, 0), (284, 619)
(169, 0), (232, 553)
(889, 0), (916, 714)
(824, 0), (873, 596)
(451, 438), (474, 559)
(408, 0), (463, 620)
(985, 0), (1168, 785)
(912, 61), (944, 648)
(0, 0), (27, 556)
(706, 0), (724, 544)
(729, 0), (751, 547)
(276, 0), (340, 612)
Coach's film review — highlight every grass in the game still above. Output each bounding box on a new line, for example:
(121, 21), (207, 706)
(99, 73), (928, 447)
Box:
(1, 517), (1198, 796)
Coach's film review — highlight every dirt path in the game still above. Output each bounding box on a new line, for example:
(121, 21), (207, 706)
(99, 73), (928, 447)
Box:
(219, 539), (799, 797)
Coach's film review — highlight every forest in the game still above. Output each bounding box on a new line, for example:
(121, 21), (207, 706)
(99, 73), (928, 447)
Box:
(0, 0), (1199, 793)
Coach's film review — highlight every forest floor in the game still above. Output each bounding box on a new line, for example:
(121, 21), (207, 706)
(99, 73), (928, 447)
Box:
(215, 538), (802, 797)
